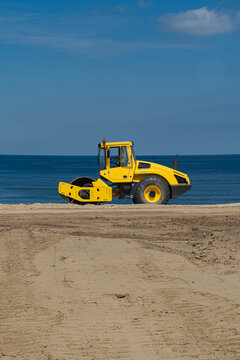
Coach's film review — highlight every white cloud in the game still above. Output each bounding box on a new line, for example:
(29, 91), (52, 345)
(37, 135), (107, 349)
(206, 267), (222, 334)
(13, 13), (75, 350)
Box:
(0, 33), (191, 56)
(0, 13), (191, 56)
(159, 7), (238, 36)
(138, 0), (152, 8)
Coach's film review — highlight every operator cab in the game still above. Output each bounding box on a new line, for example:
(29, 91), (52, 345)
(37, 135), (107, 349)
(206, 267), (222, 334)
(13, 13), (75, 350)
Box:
(98, 140), (136, 182)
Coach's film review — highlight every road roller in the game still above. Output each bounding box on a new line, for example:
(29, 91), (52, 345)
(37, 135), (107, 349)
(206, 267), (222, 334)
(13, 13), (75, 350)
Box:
(58, 140), (191, 205)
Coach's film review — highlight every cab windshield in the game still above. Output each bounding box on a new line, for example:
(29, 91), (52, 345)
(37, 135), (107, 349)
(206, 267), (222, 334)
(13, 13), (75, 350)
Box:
(98, 148), (106, 171)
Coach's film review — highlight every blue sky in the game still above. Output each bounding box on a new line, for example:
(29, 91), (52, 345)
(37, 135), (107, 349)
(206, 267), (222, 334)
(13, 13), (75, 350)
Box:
(0, 0), (239, 155)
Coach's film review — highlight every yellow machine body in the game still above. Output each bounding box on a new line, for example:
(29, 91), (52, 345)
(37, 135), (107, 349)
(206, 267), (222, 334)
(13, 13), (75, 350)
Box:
(99, 140), (190, 185)
(58, 140), (191, 205)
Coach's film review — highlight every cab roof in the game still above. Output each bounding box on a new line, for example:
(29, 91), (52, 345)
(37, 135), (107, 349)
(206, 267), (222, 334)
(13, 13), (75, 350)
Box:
(98, 141), (134, 148)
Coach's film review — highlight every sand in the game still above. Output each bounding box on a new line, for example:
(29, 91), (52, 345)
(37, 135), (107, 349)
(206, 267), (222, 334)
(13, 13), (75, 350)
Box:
(0, 203), (240, 359)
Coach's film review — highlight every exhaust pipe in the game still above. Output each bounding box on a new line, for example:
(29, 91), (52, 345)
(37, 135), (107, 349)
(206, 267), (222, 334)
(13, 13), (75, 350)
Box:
(173, 154), (178, 170)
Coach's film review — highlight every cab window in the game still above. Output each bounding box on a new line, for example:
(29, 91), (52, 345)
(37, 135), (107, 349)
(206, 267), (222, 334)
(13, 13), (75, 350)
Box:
(131, 146), (136, 162)
(121, 146), (129, 167)
(98, 148), (106, 170)
(109, 147), (120, 168)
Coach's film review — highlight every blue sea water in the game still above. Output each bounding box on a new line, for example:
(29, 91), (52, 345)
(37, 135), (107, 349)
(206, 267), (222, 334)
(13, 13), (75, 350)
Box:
(0, 154), (239, 205)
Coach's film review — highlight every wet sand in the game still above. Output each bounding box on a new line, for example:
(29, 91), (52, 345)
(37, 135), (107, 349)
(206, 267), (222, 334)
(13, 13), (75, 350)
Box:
(0, 203), (240, 359)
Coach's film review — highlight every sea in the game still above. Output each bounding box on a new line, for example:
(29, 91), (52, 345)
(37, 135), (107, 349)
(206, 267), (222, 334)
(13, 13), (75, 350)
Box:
(0, 154), (239, 205)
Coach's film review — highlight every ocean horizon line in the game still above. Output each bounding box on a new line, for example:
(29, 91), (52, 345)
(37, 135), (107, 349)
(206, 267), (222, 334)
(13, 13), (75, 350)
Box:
(0, 153), (239, 157)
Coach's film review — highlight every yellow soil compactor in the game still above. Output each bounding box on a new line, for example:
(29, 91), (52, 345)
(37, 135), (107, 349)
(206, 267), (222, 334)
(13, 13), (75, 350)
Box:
(58, 140), (191, 205)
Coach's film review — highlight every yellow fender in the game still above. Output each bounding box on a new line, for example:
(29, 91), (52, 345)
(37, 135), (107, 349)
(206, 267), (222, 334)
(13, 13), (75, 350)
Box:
(58, 178), (112, 203)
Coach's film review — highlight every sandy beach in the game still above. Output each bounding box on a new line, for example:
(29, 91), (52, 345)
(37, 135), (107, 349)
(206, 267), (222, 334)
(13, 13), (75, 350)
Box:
(0, 203), (240, 360)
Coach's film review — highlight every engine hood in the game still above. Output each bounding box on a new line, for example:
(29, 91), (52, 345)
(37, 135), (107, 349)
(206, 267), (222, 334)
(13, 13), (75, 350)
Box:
(134, 160), (190, 186)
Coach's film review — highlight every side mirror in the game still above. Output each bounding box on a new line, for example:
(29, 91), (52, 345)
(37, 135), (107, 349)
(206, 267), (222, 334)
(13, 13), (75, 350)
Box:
(107, 150), (110, 158)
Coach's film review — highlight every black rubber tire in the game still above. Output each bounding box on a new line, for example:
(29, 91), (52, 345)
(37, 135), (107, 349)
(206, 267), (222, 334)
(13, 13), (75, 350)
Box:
(132, 197), (140, 204)
(71, 177), (94, 187)
(133, 176), (170, 205)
